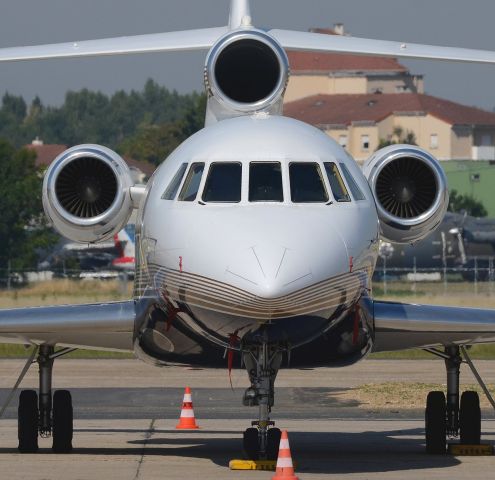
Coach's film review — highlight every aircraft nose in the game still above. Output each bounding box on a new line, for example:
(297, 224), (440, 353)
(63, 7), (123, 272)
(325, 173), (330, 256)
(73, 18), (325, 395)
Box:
(225, 243), (313, 298)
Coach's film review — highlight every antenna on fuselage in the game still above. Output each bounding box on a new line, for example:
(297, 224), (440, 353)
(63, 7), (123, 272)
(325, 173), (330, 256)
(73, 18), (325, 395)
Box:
(229, 0), (252, 29)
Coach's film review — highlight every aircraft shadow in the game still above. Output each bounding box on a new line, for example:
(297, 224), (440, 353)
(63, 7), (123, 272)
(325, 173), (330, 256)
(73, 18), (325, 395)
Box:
(0, 426), (486, 473)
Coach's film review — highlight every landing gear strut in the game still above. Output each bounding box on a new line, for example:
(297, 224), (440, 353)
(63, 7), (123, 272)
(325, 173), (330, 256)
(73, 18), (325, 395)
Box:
(425, 345), (481, 453)
(241, 337), (284, 460)
(16, 345), (74, 453)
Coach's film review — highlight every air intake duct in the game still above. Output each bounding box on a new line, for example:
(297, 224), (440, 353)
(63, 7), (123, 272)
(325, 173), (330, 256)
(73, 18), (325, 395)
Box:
(205, 29), (289, 113)
(363, 145), (448, 244)
(43, 145), (135, 243)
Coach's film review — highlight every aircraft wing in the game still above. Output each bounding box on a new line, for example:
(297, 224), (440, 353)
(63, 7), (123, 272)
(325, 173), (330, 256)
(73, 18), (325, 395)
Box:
(373, 300), (495, 352)
(0, 301), (137, 352)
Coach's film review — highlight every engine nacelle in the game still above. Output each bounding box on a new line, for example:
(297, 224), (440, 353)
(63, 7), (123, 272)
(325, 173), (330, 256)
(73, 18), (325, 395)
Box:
(204, 29), (289, 115)
(363, 144), (448, 244)
(42, 145), (135, 243)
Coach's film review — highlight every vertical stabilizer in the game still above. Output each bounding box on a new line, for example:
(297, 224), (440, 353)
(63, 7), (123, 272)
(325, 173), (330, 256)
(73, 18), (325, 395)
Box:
(229, 0), (252, 29)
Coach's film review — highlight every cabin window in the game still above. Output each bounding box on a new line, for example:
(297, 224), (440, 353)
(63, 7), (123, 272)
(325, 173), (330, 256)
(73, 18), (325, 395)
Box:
(161, 163), (187, 200)
(339, 163), (366, 201)
(249, 162), (283, 202)
(178, 162), (205, 201)
(289, 162), (328, 203)
(202, 162), (242, 203)
(323, 163), (350, 202)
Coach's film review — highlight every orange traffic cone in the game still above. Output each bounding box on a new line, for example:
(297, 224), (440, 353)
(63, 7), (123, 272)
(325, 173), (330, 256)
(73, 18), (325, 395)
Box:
(272, 430), (298, 480)
(176, 386), (200, 429)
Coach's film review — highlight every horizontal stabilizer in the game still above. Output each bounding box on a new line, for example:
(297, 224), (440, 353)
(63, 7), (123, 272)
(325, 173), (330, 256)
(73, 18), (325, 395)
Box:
(0, 27), (227, 62)
(271, 29), (495, 65)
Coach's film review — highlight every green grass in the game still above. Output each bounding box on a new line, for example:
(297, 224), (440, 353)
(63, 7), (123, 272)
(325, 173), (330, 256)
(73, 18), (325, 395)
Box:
(370, 344), (495, 360)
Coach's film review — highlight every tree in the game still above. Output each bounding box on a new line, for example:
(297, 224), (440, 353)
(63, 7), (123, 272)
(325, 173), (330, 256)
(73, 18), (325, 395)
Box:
(448, 189), (487, 217)
(378, 126), (417, 150)
(0, 140), (57, 270)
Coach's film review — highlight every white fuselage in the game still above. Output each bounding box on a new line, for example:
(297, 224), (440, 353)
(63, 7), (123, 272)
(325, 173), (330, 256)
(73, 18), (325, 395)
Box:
(134, 115), (379, 355)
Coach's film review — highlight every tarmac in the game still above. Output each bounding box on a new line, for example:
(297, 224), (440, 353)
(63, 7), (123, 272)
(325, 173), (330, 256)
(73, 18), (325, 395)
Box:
(0, 359), (494, 479)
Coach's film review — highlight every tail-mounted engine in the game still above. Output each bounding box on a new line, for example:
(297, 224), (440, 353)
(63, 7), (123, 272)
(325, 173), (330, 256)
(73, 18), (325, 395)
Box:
(363, 145), (448, 244)
(204, 29), (289, 121)
(42, 145), (135, 243)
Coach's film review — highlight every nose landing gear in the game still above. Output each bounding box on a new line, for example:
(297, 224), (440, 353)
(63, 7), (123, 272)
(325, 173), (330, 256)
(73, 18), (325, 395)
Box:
(241, 339), (284, 460)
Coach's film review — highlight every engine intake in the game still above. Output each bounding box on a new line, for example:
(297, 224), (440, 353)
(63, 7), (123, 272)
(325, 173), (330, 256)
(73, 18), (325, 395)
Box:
(363, 145), (448, 244)
(205, 29), (289, 113)
(43, 145), (135, 243)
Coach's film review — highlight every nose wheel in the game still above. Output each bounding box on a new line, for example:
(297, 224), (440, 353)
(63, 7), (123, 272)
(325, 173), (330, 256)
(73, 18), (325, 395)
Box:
(243, 423), (281, 460)
(240, 333), (285, 460)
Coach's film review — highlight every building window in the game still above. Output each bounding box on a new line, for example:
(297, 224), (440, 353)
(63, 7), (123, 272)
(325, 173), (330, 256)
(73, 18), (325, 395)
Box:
(481, 134), (492, 146)
(338, 135), (348, 149)
(361, 135), (370, 151)
(430, 134), (439, 149)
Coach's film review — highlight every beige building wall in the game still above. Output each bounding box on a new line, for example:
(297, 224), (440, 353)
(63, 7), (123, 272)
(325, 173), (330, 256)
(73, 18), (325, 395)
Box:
(286, 73), (424, 102)
(285, 76), (332, 102)
(285, 75), (367, 102)
(329, 77), (367, 94)
(367, 75), (423, 94)
(347, 125), (379, 162)
(390, 114), (452, 160)
(325, 124), (389, 162)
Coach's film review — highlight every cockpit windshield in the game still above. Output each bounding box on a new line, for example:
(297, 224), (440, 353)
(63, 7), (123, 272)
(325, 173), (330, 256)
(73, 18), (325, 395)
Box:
(162, 163), (187, 200)
(179, 162), (205, 201)
(289, 162), (329, 203)
(249, 162), (283, 202)
(202, 162), (242, 203)
(324, 162), (350, 202)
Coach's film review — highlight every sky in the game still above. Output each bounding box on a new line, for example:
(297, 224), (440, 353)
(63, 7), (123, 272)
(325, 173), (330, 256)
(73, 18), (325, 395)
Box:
(0, 0), (494, 110)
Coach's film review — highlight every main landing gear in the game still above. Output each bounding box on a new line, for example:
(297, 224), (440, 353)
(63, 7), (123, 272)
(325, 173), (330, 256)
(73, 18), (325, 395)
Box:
(241, 337), (284, 460)
(424, 345), (482, 454)
(11, 345), (74, 453)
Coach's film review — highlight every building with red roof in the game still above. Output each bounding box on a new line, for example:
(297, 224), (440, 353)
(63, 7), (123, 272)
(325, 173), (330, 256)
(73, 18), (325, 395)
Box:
(284, 25), (495, 162)
(285, 24), (424, 103)
(285, 93), (495, 162)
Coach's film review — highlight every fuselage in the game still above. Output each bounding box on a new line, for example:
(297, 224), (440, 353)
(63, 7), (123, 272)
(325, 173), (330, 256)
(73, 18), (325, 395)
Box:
(133, 115), (380, 367)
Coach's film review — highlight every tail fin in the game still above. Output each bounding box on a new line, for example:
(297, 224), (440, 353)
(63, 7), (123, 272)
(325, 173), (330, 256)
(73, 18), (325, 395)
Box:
(229, 0), (251, 29)
(114, 228), (135, 259)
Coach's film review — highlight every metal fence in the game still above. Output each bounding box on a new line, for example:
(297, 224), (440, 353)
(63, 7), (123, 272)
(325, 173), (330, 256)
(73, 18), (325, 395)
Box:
(376, 256), (495, 296)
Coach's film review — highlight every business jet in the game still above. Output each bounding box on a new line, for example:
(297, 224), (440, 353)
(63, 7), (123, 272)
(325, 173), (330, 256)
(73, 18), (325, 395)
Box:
(2, 0), (495, 460)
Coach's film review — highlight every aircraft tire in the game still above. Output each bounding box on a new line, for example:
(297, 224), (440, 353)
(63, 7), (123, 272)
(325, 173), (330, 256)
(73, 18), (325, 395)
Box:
(460, 391), (481, 445)
(425, 391), (446, 454)
(266, 427), (281, 460)
(18, 390), (39, 453)
(52, 390), (73, 453)
(243, 427), (259, 460)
